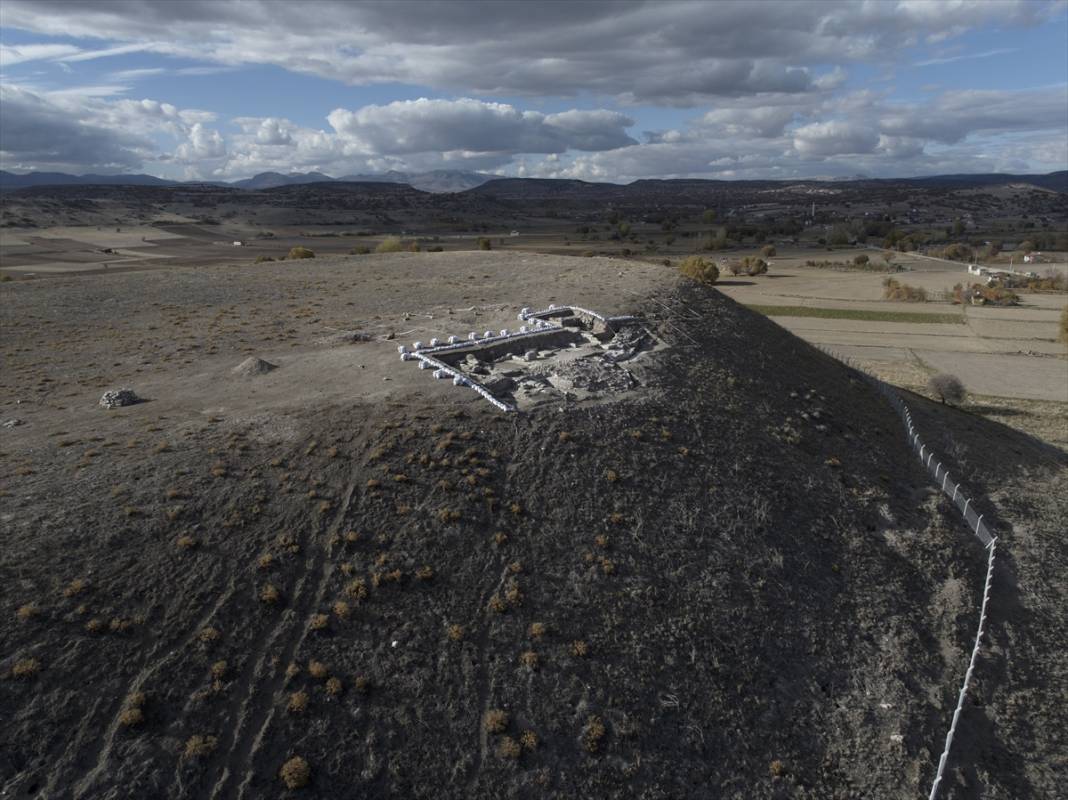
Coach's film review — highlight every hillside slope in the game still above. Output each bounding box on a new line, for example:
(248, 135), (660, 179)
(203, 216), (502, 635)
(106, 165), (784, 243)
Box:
(1, 267), (1063, 799)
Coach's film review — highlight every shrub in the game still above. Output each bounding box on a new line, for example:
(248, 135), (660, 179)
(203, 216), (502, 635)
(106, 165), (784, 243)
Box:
(529, 622), (547, 639)
(678, 256), (719, 286)
(744, 257), (768, 276)
(11, 658), (40, 678)
(484, 709), (509, 733)
(287, 690), (309, 714)
(279, 756), (311, 789)
(119, 707), (144, 727)
(951, 282), (1019, 306)
(1060, 304), (1068, 346)
(519, 650), (539, 670)
(882, 278), (928, 302)
(308, 660), (329, 679)
(853, 254), (869, 266)
(941, 242), (973, 262)
(477, 237), (492, 251)
(570, 640), (589, 657)
(497, 736), (521, 759)
(348, 246), (370, 255)
(1019, 240), (1036, 253)
(929, 373), (966, 405)
(255, 255), (275, 263)
(520, 730), (538, 750)
(287, 247), (315, 260)
(375, 236), (404, 253)
(583, 715), (606, 752)
(760, 244), (776, 257)
(184, 735), (217, 758)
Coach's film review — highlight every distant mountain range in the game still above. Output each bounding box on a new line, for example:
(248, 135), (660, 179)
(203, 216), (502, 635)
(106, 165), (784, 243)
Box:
(1, 168), (1064, 194)
(0, 169), (494, 194)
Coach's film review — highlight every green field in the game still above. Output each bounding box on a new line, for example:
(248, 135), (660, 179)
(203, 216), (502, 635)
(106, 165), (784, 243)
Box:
(745, 304), (964, 324)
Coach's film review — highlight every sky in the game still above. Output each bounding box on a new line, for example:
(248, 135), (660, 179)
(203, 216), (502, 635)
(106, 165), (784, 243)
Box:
(0, 0), (1066, 183)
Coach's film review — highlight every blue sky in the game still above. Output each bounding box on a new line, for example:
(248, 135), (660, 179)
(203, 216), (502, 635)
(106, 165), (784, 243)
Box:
(1, 0), (1066, 182)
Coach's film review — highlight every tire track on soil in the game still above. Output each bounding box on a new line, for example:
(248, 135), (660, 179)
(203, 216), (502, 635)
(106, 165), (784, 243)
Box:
(207, 471), (361, 800)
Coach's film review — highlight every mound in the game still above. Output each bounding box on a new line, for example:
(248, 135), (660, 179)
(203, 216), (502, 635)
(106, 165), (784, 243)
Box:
(1, 282), (1062, 799)
(232, 356), (278, 376)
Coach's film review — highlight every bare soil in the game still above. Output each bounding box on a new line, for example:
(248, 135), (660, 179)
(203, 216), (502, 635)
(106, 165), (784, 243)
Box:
(1, 255), (1064, 799)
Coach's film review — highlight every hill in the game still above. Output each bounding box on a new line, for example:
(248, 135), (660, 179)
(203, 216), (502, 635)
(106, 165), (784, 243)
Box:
(1, 252), (1062, 798)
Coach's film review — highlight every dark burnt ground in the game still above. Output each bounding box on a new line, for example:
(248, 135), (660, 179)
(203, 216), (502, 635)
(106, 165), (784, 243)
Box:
(1, 283), (1059, 799)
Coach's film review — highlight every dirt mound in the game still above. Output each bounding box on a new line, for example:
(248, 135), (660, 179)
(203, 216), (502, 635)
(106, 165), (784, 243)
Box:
(231, 356), (278, 376)
(0, 282), (1063, 800)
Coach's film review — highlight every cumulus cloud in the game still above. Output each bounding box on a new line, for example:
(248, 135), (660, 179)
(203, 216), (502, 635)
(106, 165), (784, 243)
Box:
(793, 120), (880, 156)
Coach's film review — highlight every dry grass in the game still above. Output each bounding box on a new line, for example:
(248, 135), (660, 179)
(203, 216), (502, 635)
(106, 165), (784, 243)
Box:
(63, 578), (87, 598)
(11, 658), (40, 679)
(279, 756), (311, 789)
(344, 579), (368, 601)
(583, 715), (606, 752)
(118, 707), (144, 727)
(287, 690), (309, 714)
(483, 709), (509, 734)
(183, 734), (217, 759)
(497, 736), (522, 759)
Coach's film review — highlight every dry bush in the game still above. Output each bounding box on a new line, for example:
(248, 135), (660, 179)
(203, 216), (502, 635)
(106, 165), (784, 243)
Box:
(594, 534), (609, 548)
(488, 595), (507, 614)
(325, 677), (343, 696)
(529, 622), (548, 639)
(184, 735), (217, 758)
(287, 246), (315, 260)
(211, 661), (228, 680)
(604, 469), (619, 483)
(583, 715), (606, 752)
(770, 759), (786, 778)
(570, 640), (589, 658)
(520, 730), (538, 751)
(519, 650), (539, 670)
(285, 662), (300, 681)
(279, 756), (311, 789)
(760, 244), (776, 257)
(287, 691), (309, 714)
(415, 565), (434, 581)
(308, 660), (329, 679)
(308, 614), (329, 631)
(497, 736), (521, 759)
(63, 579), (87, 598)
(929, 373), (966, 405)
(16, 604), (38, 622)
(258, 553), (274, 570)
(259, 584), (281, 605)
(176, 535), (197, 550)
(11, 658), (40, 678)
(951, 282), (1019, 306)
(353, 675), (371, 694)
(198, 626), (220, 644)
(332, 600), (350, 620)
(478, 237), (492, 250)
(344, 579), (368, 601)
(678, 256), (719, 286)
(447, 624), (465, 641)
(483, 709), (509, 733)
(118, 707), (144, 727)
(882, 277), (928, 302)
(375, 236), (404, 253)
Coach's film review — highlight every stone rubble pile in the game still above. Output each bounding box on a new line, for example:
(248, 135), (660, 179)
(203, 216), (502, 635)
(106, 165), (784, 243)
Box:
(99, 388), (141, 409)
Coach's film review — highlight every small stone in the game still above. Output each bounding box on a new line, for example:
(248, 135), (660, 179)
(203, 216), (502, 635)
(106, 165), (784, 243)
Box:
(2, 418), (23, 428)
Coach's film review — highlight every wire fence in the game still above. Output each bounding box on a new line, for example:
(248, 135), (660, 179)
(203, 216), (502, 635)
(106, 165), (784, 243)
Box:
(815, 345), (997, 800)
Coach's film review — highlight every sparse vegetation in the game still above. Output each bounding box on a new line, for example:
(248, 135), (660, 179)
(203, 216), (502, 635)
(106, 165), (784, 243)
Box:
(882, 277), (928, 302)
(679, 255), (719, 286)
(279, 756), (311, 789)
(929, 373), (966, 405)
(483, 709), (509, 733)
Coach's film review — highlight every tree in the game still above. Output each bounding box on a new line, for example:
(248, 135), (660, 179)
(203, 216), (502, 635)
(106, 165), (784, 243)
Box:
(929, 373), (966, 405)
(679, 256), (719, 286)
(1019, 240), (1036, 253)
